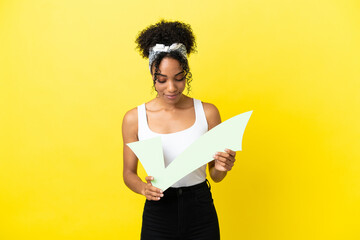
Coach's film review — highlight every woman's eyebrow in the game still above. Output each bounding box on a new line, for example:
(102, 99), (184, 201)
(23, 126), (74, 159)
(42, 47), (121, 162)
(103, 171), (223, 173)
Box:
(156, 71), (184, 77)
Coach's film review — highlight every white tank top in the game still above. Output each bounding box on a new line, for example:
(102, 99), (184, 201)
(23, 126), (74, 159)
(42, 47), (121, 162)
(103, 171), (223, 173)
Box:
(137, 98), (208, 187)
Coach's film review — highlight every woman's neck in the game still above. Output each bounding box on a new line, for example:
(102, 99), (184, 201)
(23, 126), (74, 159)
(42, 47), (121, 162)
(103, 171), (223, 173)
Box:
(153, 94), (188, 111)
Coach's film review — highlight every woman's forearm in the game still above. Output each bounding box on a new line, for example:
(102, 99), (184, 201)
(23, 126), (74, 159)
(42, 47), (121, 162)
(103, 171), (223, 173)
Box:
(123, 171), (147, 196)
(209, 165), (227, 182)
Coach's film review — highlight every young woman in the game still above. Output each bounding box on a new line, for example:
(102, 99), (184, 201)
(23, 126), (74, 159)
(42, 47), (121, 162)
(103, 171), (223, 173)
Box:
(122, 20), (237, 240)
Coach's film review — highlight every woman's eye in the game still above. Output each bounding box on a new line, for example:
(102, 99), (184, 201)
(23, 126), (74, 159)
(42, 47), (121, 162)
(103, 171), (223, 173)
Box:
(175, 77), (185, 81)
(156, 76), (167, 83)
(155, 73), (186, 83)
(175, 74), (186, 81)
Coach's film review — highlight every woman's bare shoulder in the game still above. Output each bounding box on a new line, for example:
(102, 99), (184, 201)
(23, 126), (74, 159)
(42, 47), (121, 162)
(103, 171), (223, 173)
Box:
(199, 100), (221, 130)
(122, 107), (138, 140)
(123, 107), (138, 126)
(201, 101), (219, 114)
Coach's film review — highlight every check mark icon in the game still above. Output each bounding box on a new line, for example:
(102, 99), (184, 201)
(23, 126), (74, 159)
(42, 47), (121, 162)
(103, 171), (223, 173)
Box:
(127, 111), (253, 191)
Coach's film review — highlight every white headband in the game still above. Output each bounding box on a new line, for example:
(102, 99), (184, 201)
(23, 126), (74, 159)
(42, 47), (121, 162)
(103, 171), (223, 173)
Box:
(148, 43), (187, 71)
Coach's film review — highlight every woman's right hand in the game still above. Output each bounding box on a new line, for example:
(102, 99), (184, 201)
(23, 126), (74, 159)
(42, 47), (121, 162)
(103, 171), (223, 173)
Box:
(143, 176), (164, 201)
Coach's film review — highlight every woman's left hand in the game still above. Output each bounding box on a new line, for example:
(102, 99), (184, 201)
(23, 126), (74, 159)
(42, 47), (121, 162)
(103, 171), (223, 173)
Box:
(213, 148), (236, 172)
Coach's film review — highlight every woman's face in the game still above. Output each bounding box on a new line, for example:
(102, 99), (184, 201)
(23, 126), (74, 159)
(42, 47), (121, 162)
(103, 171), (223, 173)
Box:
(152, 57), (187, 103)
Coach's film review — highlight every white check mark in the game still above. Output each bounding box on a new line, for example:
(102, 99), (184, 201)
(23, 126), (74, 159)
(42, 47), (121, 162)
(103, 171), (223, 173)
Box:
(127, 110), (253, 191)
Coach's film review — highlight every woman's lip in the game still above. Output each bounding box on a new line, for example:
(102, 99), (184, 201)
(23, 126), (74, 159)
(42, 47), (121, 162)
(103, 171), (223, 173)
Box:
(166, 94), (178, 99)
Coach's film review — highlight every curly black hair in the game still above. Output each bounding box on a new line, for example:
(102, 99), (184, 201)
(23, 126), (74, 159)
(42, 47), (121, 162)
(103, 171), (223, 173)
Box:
(135, 19), (197, 94)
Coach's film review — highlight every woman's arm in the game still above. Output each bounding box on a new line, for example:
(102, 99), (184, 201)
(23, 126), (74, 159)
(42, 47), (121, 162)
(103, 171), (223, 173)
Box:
(122, 108), (163, 200)
(203, 102), (236, 182)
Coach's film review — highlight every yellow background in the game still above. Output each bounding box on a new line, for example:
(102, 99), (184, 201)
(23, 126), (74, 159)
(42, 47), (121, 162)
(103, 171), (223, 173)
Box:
(1, 0), (359, 239)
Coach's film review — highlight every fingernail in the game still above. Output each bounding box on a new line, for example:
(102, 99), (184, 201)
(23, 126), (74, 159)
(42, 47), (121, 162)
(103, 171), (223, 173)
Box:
(161, 194), (164, 197)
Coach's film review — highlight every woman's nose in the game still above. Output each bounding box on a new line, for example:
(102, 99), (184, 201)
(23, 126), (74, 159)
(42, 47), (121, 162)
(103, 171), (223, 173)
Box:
(167, 80), (177, 92)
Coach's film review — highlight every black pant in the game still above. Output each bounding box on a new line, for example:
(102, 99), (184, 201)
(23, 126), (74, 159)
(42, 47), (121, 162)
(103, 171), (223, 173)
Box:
(141, 179), (220, 240)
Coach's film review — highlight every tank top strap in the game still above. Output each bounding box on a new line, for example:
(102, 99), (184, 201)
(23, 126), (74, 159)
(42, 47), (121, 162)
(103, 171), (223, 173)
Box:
(194, 98), (208, 131)
(137, 103), (150, 139)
